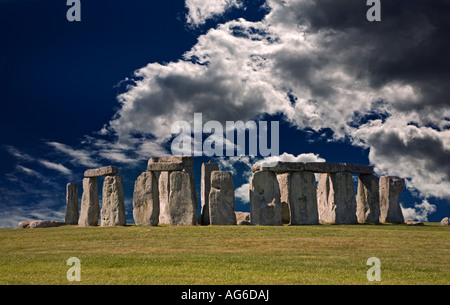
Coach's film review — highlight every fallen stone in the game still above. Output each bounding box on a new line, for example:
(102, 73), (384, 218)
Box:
(235, 212), (251, 225)
(101, 174), (126, 226)
(250, 171), (282, 226)
(147, 156), (194, 172)
(278, 171), (319, 225)
(169, 171), (197, 225)
(133, 172), (159, 226)
(29, 220), (65, 229)
(317, 172), (358, 224)
(200, 162), (220, 225)
(65, 182), (79, 225)
(440, 217), (449, 226)
(84, 166), (118, 178)
(379, 176), (405, 224)
(209, 171), (236, 225)
(78, 177), (100, 226)
(356, 174), (380, 224)
(18, 220), (33, 229)
(405, 219), (424, 226)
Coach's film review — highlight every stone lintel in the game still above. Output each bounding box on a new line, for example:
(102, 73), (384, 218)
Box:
(252, 162), (373, 174)
(84, 166), (118, 178)
(147, 156), (194, 172)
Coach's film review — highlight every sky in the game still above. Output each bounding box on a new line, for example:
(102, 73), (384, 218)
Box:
(0, 0), (449, 228)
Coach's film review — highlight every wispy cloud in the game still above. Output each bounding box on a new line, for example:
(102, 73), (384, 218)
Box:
(39, 160), (72, 175)
(46, 141), (100, 168)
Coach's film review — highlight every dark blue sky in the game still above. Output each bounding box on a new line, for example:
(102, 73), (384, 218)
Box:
(0, 0), (449, 227)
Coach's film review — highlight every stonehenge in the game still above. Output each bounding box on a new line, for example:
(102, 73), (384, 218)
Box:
(22, 157), (409, 229)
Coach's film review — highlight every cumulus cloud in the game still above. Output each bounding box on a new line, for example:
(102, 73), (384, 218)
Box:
(185, 0), (243, 26)
(97, 0), (450, 205)
(401, 200), (437, 222)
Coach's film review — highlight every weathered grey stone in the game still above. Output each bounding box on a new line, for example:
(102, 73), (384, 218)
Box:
(65, 183), (79, 225)
(18, 220), (32, 229)
(379, 176), (405, 224)
(29, 220), (65, 229)
(317, 172), (358, 224)
(441, 217), (449, 226)
(405, 219), (424, 226)
(133, 172), (159, 226)
(84, 166), (118, 178)
(168, 171), (197, 225)
(343, 163), (374, 175)
(78, 177), (100, 226)
(252, 162), (305, 173)
(252, 162), (373, 174)
(209, 171), (236, 225)
(101, 174), (126, 226)
(277, 173), (291, 224)
(356, 174), (380, 224)
(250, 171), (282, 226)
(147, 156), (194, 172)
(157, 171), (171, 224)
(305, 162), (346, 173)
(235, 212), (251, 225)
(200, 162), (220, 225)
(278, 172), (318, 225)
(305, 163), (373, 174)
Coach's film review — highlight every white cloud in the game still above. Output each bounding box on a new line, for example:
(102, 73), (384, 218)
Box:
(16, 165), (42, 178)
(185, 0), (242, 26)
(401, 200), (437, 222)
(39, 160), (72, 175)
(46, 141), (100, 168)
(235, 183), (249, 204)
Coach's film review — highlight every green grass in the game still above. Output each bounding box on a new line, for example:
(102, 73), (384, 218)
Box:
(0, 223), (448, 285)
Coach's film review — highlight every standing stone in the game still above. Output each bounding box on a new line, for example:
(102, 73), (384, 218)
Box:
(278, 172), (318, 225)
(133, 172), (159, 226)
(317, 172), (357, 224)
(168, 171), (197, 225)
(200, 162), (220, 225)
(158, 171), (171, 225)
(78, 177), (100, 226)
(209, 171), (236, 225)
(250, 171), (282, 226)
(440, 217), (449, 226)
(356, 174), (380, 224)
(65, 182), (79, 225)
(379, 176), (405, 224)
(277, 173), (291, 224)
(101, 174), (126, 226)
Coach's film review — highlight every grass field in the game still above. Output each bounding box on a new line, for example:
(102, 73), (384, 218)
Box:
(0, 223), (448, 285)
